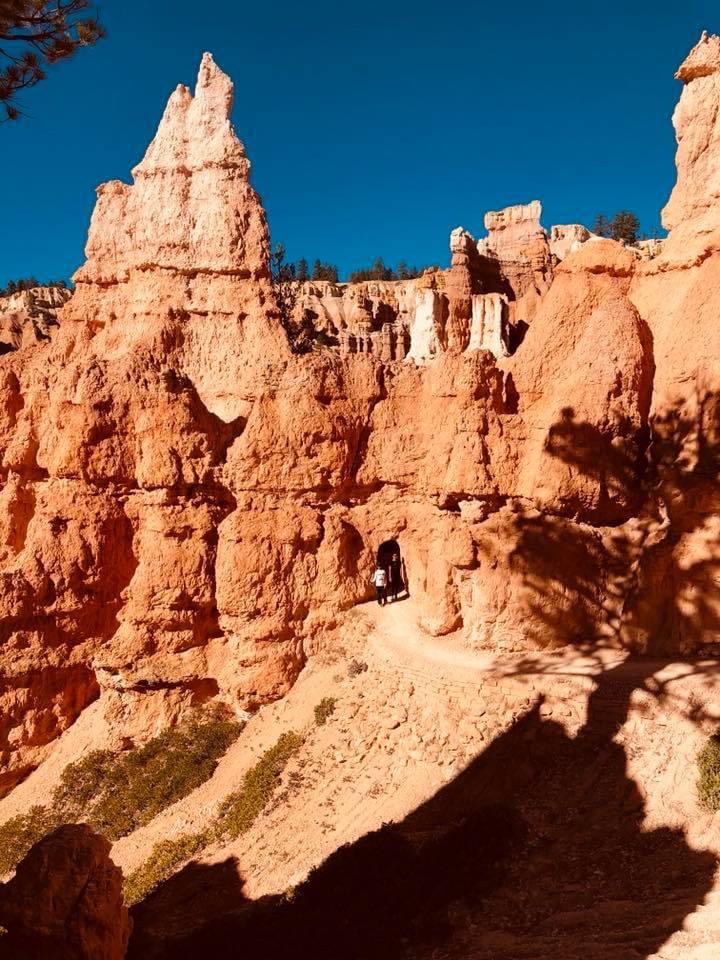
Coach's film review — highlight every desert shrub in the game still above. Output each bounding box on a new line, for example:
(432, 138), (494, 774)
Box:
(347, 659), (368, 677)
(124, 730), (303, 904)
(0, 707), (242, 876)
(0, 805), (62, 876)
(218, 731), (303, 839)
(52, 749), (116, 813)
(314, 697), (336, 726)
(83, 710), (242, 838)
(122, 830), (211, 907)
(697, 734), (720, 810)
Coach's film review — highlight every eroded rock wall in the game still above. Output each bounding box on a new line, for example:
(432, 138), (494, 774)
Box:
(2, 36), (720, 791)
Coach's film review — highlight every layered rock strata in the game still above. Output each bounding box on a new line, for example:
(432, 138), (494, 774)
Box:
(1, 36), (720, 792)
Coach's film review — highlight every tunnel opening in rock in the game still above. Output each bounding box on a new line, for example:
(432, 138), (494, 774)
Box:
(376, 539), (400, 566)
(376, 539), (408, 598)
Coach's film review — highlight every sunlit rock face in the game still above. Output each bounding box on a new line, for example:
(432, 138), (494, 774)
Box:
(0, 286), (72, 353)
(2, 35), (720, 792)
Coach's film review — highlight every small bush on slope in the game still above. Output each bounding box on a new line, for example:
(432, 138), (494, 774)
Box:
(0, 707), (242, 875)
(314, 697), (336, 726)
(697, 734), (720, 811)
(124, 731), (303, 905)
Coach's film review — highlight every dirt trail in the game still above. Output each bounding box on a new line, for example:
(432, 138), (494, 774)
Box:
(117, 599), (720, 959)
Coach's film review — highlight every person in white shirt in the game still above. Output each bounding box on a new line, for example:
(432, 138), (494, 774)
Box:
(371, 566), (388, 606)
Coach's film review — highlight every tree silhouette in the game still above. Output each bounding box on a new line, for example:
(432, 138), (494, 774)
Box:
(611, 210), (640, 245)
(0, 0), (104, 121)
(591, 212), (640, 245)
(592, 213), (611, 238)
(490, 393), (720, 656)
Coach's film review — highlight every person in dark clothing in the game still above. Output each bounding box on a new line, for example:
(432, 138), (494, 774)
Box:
(388, 550), (403, 601)
(371, 565), (388, 605)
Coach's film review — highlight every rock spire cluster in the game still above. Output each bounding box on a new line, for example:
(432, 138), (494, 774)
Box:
(1, 34), (720, 800)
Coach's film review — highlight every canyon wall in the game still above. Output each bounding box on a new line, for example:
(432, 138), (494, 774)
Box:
(1, 35), (719, 793)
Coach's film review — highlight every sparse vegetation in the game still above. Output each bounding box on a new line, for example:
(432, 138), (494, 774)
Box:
(311, 259), (339, 282)
(0, 707), (242, 876)
(124, 730), (303, 904)
(347, 258), (433, 283)
(697, 734), (720, 811)
(314, 697), (336, 726)
(347, 659), (368, 677)
(122, 830), (210, 907)
(591, 211), (641, 245)
(0, 805), (63, 875)
(74, 709), (241, 838)
(271, 243), (302, 339)
(0, 277), (68, 297)
(271, 244), (336, 353)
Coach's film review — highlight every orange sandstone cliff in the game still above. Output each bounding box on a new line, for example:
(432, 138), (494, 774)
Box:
(1, 34), (720, 799)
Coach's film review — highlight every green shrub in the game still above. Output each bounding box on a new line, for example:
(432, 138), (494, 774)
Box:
(0, 707), (242, 876)
(83, 711), (242, 839)
(218, 731), (303, 839)
(314, 697), (336, 726)
(122, 830), (211, 907)
(124, 730), (303, 905)
(0, 805), (62, 876)
(698, 734), (720, 810)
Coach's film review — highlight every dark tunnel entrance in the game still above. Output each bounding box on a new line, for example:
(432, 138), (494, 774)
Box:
(376, 539), (408, 599)
(376, 539), (400, 566)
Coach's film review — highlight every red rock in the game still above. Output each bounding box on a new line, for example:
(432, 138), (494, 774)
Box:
(0, 824), (130, 959)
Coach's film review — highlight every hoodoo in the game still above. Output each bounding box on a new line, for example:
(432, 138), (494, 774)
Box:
(3, 30), (720, 959)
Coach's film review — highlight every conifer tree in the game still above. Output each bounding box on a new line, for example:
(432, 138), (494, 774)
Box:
(0, 1), (104, 121)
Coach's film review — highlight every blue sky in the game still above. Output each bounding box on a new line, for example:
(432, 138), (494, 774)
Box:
(1, 0), (718, 286)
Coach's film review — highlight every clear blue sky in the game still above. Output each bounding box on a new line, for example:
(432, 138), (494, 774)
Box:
(1, 0), (718, 286)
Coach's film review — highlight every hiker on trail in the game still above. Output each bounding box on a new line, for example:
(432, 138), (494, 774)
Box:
(388, 550), (403, 601)
(371, 565), (388, 606)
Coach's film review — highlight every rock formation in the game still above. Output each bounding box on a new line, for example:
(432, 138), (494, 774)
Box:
(0, 54), (290, 793)
(548, 223), (591, 261)
(476, 200), (554, 324)
(0, 824), (130, 959)
(0, 285), (72, 352)
(2, 33), (720, 796)
(659, 30), (720, 266)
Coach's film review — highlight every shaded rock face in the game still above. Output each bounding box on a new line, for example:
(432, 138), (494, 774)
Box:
(0, 824), (130, 959)
(2, 37), (720, 788)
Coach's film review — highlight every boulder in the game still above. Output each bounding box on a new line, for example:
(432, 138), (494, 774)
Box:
(0, 824), (130, 960)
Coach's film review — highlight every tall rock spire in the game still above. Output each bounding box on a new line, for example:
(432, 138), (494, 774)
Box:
(660, 31), (720, 263)
(64, 52), (289, 417)
(73, 52), (271, 291)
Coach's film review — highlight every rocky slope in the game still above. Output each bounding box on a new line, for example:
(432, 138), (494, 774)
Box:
(0, 31), (719, 936)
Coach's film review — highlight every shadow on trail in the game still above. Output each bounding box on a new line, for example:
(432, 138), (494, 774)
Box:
(129, 655), (718, 960)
